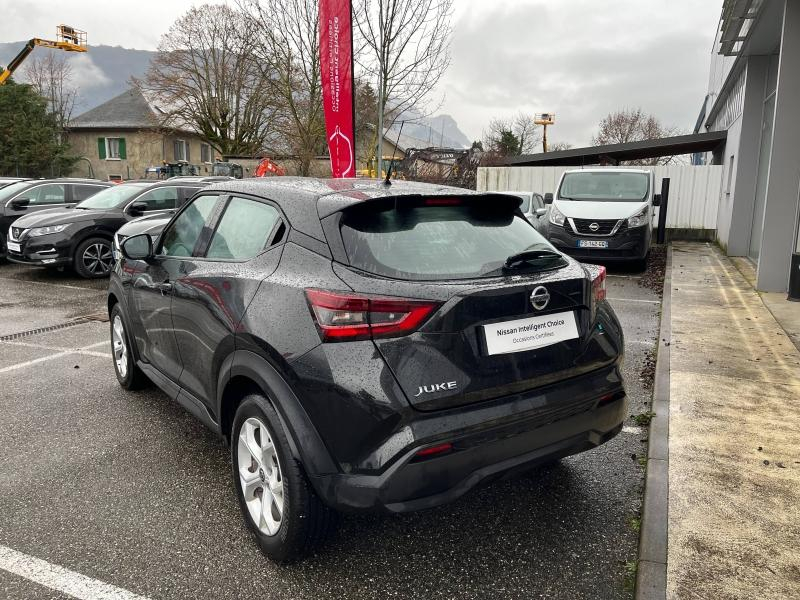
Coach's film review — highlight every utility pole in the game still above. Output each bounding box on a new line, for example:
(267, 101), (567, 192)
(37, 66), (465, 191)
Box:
(534, 113), (556, 153)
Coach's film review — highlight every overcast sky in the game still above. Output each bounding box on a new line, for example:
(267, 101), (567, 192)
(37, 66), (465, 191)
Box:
(1, 0), (722, 146)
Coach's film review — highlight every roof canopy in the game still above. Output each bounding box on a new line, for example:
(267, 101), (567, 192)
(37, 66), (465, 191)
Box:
(502, 131), (727, 167)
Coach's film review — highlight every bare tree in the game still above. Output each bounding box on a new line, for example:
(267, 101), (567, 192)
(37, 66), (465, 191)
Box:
(592, 107), (682, 165)
(135, 5), (276, 157)
(239, 0), (326, 176)
(548, 142), (573, 152)
(483, 112), (541, 156)
(23, 53), (77, 134)
(355, 0), (454, 173)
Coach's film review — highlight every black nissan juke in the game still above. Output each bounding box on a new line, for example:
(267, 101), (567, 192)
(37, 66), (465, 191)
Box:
(109, 178), (626, 562)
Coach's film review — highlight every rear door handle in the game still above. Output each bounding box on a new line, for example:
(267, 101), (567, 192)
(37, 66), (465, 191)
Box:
(154, 282), (173, 294)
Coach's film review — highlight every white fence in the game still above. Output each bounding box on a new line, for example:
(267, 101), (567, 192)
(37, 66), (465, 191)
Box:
(477, 165), (724, 231)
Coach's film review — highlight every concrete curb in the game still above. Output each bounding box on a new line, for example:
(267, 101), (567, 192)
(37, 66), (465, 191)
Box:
(635, 244), (672, 600)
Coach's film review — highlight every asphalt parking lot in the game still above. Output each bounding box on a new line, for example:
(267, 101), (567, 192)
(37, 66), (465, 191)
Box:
(0, 261), (660, 600)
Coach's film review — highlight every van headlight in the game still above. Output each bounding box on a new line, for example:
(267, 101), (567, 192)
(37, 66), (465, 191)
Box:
(548, 206), (566, 227)
(29, 224), (69, 237)
(627, 207), (649, 228)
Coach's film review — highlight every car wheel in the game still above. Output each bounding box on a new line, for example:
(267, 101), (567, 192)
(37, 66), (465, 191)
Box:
(110, 304), (148, 390)
(231, 394), (336, 563)
(75, 237), (114, 278)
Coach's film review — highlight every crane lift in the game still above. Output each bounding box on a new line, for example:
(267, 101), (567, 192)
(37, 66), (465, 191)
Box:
(0, 25), (87, 86)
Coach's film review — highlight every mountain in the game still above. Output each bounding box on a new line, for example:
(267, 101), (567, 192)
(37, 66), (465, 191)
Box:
(1, 43), (471, 148)
(0, 42), (155, 116)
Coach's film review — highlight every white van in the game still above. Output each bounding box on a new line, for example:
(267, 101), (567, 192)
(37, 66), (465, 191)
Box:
(543, 168), (660, 267)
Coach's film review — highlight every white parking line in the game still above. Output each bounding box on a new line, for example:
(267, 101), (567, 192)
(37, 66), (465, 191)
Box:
(0, 341), (110, 374)
(606, 297), (661, 304)
(0, 545), (151, 600)
(606, 274), (642, 279)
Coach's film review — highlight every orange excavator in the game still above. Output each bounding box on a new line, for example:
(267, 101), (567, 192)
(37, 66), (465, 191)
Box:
(254, 157), (286, 177)
(0, 25), (87, 85)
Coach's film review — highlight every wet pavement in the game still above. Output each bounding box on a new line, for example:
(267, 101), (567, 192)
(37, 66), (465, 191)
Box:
(0, 260), (660, 600)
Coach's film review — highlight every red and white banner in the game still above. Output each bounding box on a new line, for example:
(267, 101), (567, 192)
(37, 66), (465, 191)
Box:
(319, 0), (356, 178)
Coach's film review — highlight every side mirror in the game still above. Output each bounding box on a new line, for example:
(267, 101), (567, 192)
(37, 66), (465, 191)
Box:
(128, 201), (148, 215)
(535, 207), (547, 216)
(11, 197), (30, 209)
(121, 234), (153, 260)
(544, 193), (553, 205)
(653, 193), (661, 207)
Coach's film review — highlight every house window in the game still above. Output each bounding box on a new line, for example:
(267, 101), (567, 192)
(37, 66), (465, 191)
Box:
(98, 137), (126, 160)
(174, 140), (188, 162)
(201, 143), (212, 163)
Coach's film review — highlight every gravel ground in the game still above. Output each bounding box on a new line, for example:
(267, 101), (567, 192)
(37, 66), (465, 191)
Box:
(0, 261), (661, 599)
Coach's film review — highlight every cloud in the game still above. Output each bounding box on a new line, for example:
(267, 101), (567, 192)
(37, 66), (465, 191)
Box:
(441, 0), (723, 146)
(68, 54), (112, 90)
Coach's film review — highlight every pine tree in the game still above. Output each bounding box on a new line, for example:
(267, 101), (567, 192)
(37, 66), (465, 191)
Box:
(0, 80), (77, 177)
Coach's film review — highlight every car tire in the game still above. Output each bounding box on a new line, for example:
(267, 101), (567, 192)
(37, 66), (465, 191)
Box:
(110, 304), (148, 390)
(231, 394), (336, 563)
(74, 237), (114, 279)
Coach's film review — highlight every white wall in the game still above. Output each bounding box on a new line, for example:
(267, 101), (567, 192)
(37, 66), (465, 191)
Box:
(477, 165), (724, 231)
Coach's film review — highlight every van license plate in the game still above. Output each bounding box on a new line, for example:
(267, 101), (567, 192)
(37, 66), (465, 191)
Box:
(6, 242), (21, 253)
(578, 240), (608, 248)
(483, 310), (579, 355)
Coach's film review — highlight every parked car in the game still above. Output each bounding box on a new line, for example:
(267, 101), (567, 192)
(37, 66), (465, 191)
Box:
(502, 190), (548, 234)
(6, 179), (211, 277)
(0, 177), (29, 190)
(112, 211), (173, 261)
(109, 178), (626, 562)
(1, 178), (110, 261)
(542, 168), (659, 269)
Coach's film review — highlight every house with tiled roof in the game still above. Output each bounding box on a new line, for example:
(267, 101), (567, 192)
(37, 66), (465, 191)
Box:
(67, 88), (217, 181)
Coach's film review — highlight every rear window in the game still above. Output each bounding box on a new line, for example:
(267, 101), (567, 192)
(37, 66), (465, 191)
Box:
(340, 198), (562, 281)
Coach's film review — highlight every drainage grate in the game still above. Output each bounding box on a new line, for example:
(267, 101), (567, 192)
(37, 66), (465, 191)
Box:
(0, 313), (108, 341)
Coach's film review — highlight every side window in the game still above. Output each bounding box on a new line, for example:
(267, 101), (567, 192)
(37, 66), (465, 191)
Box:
(72, 184), (106, 202)
(135, 187), (179, 211)
(159, 195), (219, 257)
(206, 197), (281, 260)
(22, 184), (66, 205)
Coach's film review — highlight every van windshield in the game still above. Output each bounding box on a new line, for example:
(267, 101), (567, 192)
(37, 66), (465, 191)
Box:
(558, 172), (649, 202)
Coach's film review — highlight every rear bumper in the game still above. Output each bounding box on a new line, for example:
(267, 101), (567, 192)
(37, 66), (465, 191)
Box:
(548, 223), (650, 261)
(311, 367), (627, 513)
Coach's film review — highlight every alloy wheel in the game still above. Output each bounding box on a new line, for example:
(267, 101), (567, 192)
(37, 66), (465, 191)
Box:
(83, 242), (113, 275)
(112, 315), (128, 378)
(237, 417), (285, 536)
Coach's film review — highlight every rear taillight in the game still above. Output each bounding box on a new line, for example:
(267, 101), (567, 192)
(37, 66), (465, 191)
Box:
(592, 265), (607, 302)
(590, 265), (607, 319)
(305, 289), (439, 342)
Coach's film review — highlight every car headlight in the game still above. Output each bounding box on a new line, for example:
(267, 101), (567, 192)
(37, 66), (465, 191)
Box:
(548, 205), (566, 227)
(29, 224), (69, 237)
(627, 207), (649, 228)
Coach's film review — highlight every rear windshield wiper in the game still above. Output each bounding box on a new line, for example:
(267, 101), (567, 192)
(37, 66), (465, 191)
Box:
(504, 248), (563, 270)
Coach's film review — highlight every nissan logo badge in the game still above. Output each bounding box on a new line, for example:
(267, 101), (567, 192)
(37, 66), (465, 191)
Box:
(589, 222), (600, 232)
(530, 286), (550, 310)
